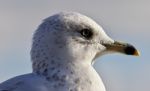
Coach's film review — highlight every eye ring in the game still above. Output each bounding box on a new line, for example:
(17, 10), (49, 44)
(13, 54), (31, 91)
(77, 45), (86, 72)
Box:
(80, 29), (93, 39)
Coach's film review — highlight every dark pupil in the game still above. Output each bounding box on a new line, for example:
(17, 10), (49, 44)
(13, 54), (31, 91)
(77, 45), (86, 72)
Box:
(80, 29), (92, 39)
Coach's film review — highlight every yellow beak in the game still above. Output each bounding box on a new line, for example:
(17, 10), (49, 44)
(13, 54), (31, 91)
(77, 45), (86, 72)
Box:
(103, 41), (140, 56)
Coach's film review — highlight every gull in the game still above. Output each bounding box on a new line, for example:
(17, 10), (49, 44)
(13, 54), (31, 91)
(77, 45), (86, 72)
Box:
(0, 12), (140, 91)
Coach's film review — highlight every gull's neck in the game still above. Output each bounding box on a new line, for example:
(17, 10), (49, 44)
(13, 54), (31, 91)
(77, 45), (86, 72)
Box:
(32, 57), (106, 91)
(31, 37), (92, 78)
(32, 56), (90, 77)
(31, 39), (106, 91)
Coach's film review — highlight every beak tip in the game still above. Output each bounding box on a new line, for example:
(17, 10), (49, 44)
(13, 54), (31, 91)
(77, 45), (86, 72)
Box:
(133, 50), (140, 56)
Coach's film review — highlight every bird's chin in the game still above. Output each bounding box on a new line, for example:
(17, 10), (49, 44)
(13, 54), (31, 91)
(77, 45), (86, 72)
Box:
(92, 52), (104, 65)
(92, 50), (115, 65)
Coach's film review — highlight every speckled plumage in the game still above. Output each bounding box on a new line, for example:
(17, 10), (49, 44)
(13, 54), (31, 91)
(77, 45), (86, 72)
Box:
(0, 12), (121, 91)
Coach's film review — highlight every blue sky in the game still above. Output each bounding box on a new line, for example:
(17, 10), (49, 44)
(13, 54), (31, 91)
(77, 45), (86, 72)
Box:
(0, 0), (149, 91)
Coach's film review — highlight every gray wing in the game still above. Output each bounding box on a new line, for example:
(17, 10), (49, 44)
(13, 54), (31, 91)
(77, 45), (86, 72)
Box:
(0, 80), (31, 91)
(0, 73), (49, 91)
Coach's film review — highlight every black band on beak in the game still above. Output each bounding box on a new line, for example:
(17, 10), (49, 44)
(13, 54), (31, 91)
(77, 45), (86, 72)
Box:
(124, 45), (139, 56)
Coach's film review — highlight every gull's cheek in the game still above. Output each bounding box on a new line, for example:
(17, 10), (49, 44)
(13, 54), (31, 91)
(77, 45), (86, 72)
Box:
(92, 44), (107, 60)
(96, 43), (106, 52)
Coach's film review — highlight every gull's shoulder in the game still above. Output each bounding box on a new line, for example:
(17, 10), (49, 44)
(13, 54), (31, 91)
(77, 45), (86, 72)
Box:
(0, 73), (49, 91)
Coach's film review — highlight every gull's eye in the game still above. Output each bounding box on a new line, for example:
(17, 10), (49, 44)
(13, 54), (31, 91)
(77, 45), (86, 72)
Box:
(80, 29), (93, 39)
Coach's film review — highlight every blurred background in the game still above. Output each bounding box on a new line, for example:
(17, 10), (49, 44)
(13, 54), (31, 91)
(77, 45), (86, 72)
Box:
(0, 0), (149, 91)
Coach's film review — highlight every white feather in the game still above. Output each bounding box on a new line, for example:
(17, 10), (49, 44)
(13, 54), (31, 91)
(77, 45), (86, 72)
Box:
(0, 12), (115, 91)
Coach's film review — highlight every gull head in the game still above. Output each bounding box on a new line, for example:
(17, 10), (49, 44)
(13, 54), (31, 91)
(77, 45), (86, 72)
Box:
(31, 12), (140, 70)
